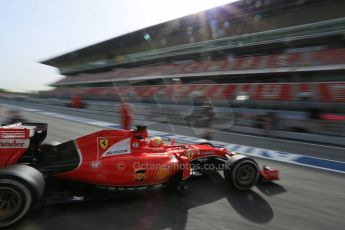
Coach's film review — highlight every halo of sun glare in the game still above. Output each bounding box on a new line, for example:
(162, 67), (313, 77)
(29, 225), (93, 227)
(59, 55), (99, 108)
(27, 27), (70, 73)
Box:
(152, 0), (239, 22)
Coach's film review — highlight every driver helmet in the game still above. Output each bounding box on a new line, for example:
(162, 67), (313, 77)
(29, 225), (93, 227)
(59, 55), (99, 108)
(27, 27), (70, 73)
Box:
(149, 137), (164, 147)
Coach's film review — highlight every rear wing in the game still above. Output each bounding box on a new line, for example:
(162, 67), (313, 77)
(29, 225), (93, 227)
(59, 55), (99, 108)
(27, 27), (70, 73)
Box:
(1, 123), (24, 129)
(0, 123), (48, 167)
(0, 126), (30, 167)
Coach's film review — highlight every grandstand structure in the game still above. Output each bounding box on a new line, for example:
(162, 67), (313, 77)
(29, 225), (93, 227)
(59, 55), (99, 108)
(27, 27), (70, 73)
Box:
(41, 0), (345, 112)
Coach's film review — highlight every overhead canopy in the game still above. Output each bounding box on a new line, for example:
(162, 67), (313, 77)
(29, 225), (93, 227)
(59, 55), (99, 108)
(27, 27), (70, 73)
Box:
(41, 0), (342, 69)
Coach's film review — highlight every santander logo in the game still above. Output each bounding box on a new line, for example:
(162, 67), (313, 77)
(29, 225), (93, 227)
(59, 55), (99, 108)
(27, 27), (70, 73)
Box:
(0, 139), (29, 148)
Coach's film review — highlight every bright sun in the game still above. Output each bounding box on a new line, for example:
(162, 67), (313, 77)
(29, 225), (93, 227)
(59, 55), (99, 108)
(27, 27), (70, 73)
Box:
(150, 0), (239, 23)
(181, 0), (239, 13)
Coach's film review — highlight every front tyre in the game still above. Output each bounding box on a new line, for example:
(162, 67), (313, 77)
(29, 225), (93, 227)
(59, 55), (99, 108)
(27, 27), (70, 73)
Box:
(224, 157), (259, 190)
(0, 179), (33, 228)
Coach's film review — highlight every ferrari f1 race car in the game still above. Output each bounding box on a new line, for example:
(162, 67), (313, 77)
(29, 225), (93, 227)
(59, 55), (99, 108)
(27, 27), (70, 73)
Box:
(0, 123), (279, 227)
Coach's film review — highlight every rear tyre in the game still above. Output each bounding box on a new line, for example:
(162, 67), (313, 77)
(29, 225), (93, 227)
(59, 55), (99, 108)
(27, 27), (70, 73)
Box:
(224, 158), (259, 190)
(0, 179), (33, 228)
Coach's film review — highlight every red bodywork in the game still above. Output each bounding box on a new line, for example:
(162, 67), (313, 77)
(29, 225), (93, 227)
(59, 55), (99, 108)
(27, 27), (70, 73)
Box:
(57, 128), (190, 187)
(0, 124), (279, 188)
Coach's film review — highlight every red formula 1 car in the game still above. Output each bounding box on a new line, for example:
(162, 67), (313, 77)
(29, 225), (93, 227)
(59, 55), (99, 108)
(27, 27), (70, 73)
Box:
(0, 123), (279, 228)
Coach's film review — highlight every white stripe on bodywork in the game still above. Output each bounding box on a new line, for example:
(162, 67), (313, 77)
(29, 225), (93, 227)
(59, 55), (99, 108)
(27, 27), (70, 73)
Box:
(101, 138), (131, 157)
(73, 140), (83, 170)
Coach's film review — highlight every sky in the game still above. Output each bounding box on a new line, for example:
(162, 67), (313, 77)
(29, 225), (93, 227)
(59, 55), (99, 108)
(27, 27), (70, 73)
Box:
(0, 0), (236, 92)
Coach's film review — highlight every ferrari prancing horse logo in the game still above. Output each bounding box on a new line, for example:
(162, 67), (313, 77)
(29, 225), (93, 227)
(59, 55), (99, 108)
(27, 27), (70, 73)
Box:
(99, 139), (109, 150)
(186, 150), (194, 160)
